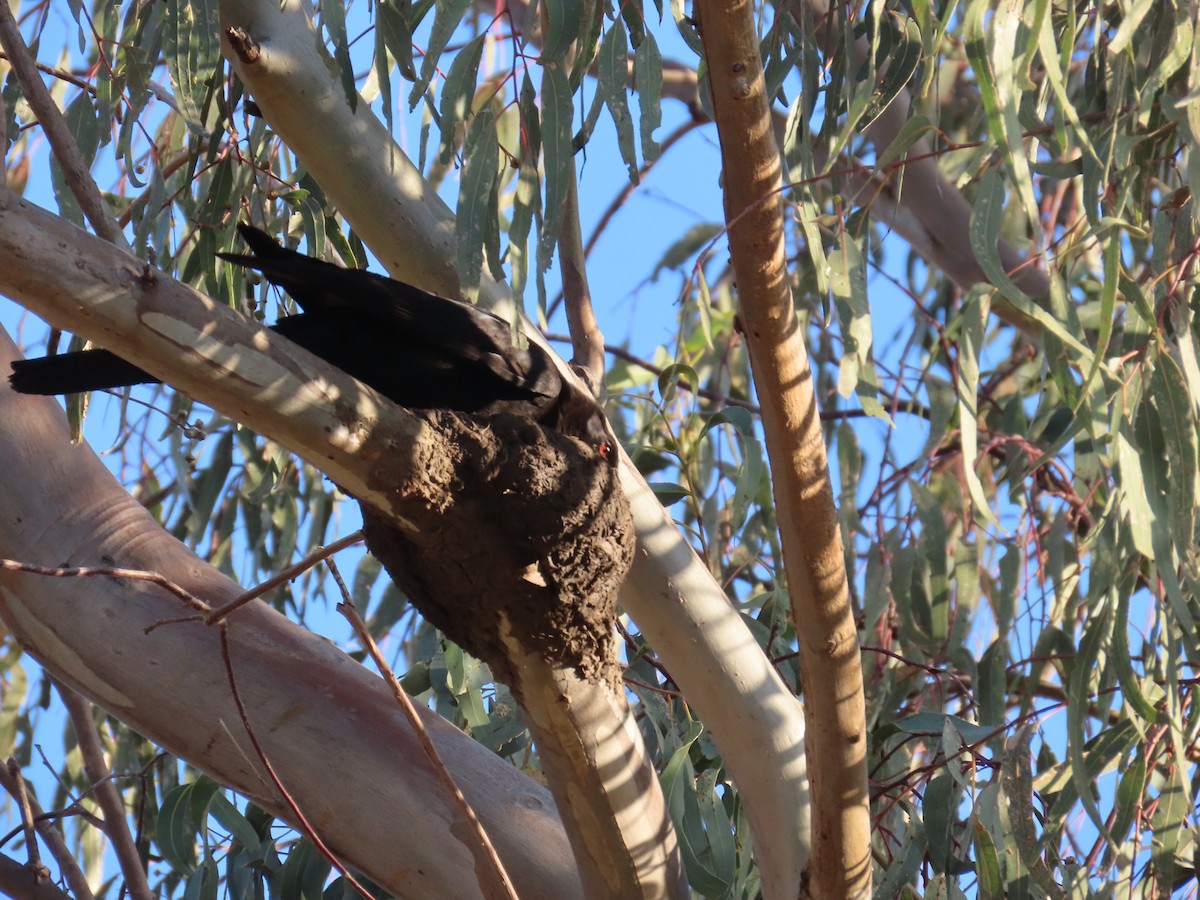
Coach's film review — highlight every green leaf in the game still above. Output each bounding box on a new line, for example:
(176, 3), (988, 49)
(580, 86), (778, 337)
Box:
(157, 781), (215, 873)
(830, 224), (886, 418)
(650, 223), (723, 280)
(540, 0), (582, 63)
(670, 0), (703, 55)
(923, 771), (957, 874)
(183, 857), (219, 900)
(896, 713), (998, 746)
(1134, 358), (1198, 636)
(1150, 764), (1188, 893)
(695, 769), (736, 890)
(618, 0), (646, 48)
(408, 0), (473, 109)
(635, 32), (663, 162)
(1034, 2), (1098, 165)
(966, 168), (1024, 303)
(859, 17), (922, 133)
(538, 66), (574, 270)
(569, 0), (605, 91)
(836, 420), (863, 537)
(208, 793), (262, 856)
(1002, 725), (1063, 897)
(437, 33), (487, 166)
(1111, 748), (1146, 848)
(967, 170), (1093, 362)
(196, 156), (235, 227)
(0, 660), (27, 760)
(650, 483), (689, 506)
(701, 407), (765, 531)
(1076, 237), (1120, 414)
(953, 290), (1000, 526)
(1150, 353), (1198, 551)
(509, 73), (541, 304)
(657, 363), (698, 404)
(321, 0), (356, 112)
(600, 25), (638, 183)
(163, 0), (221, 127)
(876, 113), (934, 169)
(280, 840), (331, 900)
(973, 821), (1004, 900)
(1066, 603), (1117, 847)
(456, 109), (500, 301)
(377, 0), (416, 81)
(659, 719), (703, 822)
(1116, 418), (1156, 560)
(50, 95), (100, 227)
(962, 0), (1039, 229)
(176, 430), (233, 546)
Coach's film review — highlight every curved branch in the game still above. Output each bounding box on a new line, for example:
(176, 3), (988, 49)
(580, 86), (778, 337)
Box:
(557, 158), (606, 390)
(0, 315), (583, 899)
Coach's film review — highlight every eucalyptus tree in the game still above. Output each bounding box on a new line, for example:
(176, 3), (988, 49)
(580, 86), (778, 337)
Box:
(0, 0), (1196, 897)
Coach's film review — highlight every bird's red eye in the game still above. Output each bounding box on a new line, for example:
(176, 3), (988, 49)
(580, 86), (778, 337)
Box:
(598, 441), (614, 460)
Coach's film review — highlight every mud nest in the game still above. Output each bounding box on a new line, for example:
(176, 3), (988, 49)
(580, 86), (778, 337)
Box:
(360, 409), (634, 687)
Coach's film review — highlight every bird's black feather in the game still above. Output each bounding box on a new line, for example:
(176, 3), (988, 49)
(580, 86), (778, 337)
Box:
(9, 225), (612, 454)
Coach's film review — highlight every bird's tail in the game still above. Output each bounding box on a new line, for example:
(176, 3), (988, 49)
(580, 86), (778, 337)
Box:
(216, 223), (351, 310)
(9, 349), (156, 395)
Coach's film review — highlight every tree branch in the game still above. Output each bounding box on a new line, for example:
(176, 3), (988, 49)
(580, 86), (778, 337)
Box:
(0, 201), (678, 894)
(0, 198), (418, 517)
(0, 320), (583, 899)
(0, 4), (128, 250)
(557, 154), (606, 391)
(0, 765), (94, 900)
(695, 0), (871, 894)
(0, 854), (70, 900)
(480, 0), (1049, 336)
(217, 0), (810, 885)
(56, 687), (153, 900)
(335, 593), (519, 900)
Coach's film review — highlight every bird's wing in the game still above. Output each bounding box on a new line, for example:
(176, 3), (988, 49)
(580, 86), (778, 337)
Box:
(218, 226), (542, 388)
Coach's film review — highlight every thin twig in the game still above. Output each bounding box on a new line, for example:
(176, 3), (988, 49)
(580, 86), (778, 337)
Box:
(0, 767), (94, 900)
(4, 759), (41, 874)
(0, 803), (106, 842)
(0, 60), (7, 191)
(545, 334), (933, 420)
(0, 53), (96, 96)
(218, 626), (375, 899)
(327, 559), (520, 900)
(0, 5), (127, 249)
(204, 530), (365, 624)
(56, 685), (153, 900)
(547, 333), (762, 413)
(0, 559), (210, 613)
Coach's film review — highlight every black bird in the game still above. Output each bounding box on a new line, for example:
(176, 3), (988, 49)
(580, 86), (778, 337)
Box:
(9, 225), (613, 458)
